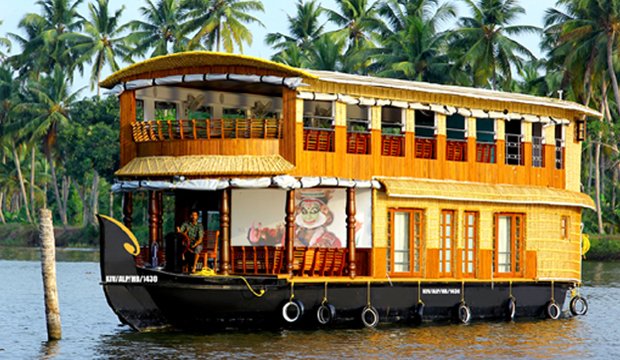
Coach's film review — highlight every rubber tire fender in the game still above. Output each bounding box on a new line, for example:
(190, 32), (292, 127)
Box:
(506, 297), (516, 321)
(569, 296), (588, 316)
(316, 303), (337, 325)
(282, 299), (305, 323)
(546, 300), (561, 320)
(457, 302), (472, 324)
(361, 305), (380, 328)
(413, 302), (425, 324)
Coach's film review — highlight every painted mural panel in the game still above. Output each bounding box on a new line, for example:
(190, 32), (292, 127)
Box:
(231, 188), (372, 248)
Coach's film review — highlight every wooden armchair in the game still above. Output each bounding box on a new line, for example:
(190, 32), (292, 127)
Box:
(200, 230), (220, 271)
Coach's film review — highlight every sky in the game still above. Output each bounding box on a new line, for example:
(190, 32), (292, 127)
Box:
(0, 0), (558, 97)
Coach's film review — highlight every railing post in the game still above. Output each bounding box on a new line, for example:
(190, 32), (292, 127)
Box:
(347, 187), (357, 278)
(148, 191), (160, 264)
(285, 189), (296, 276)
(179, 119), (184, 139)
(122, 192), (133, 230)
(221, 188), (231, 275)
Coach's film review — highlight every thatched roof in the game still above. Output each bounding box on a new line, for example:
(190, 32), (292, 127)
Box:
(306, 70), (600, 118)
(378, 177), (595, 210)
(100, 51), (316, 89)
(115, 155), (294, 177)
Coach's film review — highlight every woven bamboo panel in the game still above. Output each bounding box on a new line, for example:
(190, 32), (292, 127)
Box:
(374, 190), (584, 280)
(565, 124), (581, 192)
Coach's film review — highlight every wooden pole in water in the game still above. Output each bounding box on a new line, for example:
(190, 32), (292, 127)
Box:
(39, 208), (61, 341)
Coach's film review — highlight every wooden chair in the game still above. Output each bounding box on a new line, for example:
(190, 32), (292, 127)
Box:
(311, 248), (327, 276)
(301, 248), (316, 276)
(271, 247), (284, 274)
(330, 248), (347, 276)
(291, 247), (307, 275)
(200, 230), (220, 271)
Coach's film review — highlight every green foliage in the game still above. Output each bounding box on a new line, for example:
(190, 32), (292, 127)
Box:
(587, 235), (620, 260)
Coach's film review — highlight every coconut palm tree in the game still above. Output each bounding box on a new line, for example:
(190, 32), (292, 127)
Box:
(451, 0), (539, 90)
(125, 0), (193, 58)
(63, 0), (128, 95)
(18, 68), (83, 226)
(0, 20), (10, 59)
(325, 0), (382, 51)
(0, 65), (33, 223)
(371, 0), (456, 82)
(266, 0), (326, 59)
(182, 0), (264, 53)
(10, 0), (84, 78)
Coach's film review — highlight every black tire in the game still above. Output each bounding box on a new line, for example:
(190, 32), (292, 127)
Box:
(506, 297), (516, 321)
(412, 302), (425, 324)
(569, 296), (588, 316)
(282, 299), (305, 323)
(316, 303), (336, 325)
(457, 302), (471, 324)
(361, 306), (379, 328)
(546, 300), (561, 320)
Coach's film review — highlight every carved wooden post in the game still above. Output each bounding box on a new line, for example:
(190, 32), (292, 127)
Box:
(148, 191), (160, 266)
(221, 188), (231, 275)
(157, 191), (163, 245)
(347, 187), (357, 278)
(285, 189), (296, 276)
(122, 192), (133, 229)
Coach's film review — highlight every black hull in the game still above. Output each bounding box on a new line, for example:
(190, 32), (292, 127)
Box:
(97, 215), (578, 331)
(133, 267), (571, 330)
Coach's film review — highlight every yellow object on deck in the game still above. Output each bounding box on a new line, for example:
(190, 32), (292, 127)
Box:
(582, 234), (591, 257)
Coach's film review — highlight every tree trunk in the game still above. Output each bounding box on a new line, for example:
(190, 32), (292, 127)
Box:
(0, 192), (5, 224)
(46, 151), (67, 226)
(607, 32), (620, 119)
(61, 176), (70, 225)
(30, 146), (36, 220)
(89, 171), (100, 226)
(39, 208), (62, 340)
(109, 191), (114, 218)
(587, 144), (593, 193)
(12, 143), (33, 223)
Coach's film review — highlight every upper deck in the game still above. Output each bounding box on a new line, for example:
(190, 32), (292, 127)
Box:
(102, 52), (600, 192)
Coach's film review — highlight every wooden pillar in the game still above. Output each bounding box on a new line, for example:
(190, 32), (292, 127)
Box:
(148, 191), (160, 246)
(221, 189), (231, 275)
(157, 191), (164, 245)
(285, 189), (296, 276)
(122, 192), (133, 230)
(346, 187), (357, 278)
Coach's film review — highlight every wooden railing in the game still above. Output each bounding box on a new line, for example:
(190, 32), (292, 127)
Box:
(381, 134), (405, 157)
(303, 128), (335, 152)
(131, 118), (282, 142)
(415, 138), (436, 159)
(476, 143), (496, 163)
(229, 246), (370, 276)
(446, 140), (467, 162)
(347, 132), (371, 154)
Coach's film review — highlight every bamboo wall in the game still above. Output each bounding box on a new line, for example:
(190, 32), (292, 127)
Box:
(372, 191), (583, 281)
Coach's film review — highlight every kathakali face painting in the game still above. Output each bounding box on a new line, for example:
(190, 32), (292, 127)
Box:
(297, 199), (328, 229)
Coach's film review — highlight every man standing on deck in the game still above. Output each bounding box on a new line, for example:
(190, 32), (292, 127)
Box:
(177, 210), (204, 273)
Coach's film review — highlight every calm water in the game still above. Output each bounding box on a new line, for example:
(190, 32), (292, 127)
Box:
(1, 259), (620, 360)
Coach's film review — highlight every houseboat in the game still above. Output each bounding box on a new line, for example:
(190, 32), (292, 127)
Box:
(98, 51), (595, 331)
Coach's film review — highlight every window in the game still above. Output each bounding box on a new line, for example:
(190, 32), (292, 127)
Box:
(188, 105), (212, 120)
(381, 106), (405, 157)
(446, 115), (467, 161)
(561, 216), (569, 240)
(415, 110), (436, 159)
(494, 213), (524, 276)
(346, 105), (371, 154)
(155, 101), (177, 121)
(555, 125), (564, 169)
(505, 120), (523, 165)
(439, 210), (455, 276)
(136, 99), (144, 121)
(532, 122), (544, 167)
(575, 120), (586, 141)
(462, 211), (478, 277)
(476, 118), (495, 163)
(223, 108), (246, 119)
(303, 100), (335, 152)
(389, 209), (424, 276)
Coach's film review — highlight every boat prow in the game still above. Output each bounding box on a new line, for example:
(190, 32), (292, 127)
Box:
(98, 214), (169, 331)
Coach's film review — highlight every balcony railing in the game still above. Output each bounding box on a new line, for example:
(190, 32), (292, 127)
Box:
(532, 136), (544, 168)
(382, 134), (405, 157)
(476, 143), (496, 163)
(505, 134), (524, 165)
(415, 137), (436, 159)
(446, 140), (467, 162)
(555, 139), (564, 169)
(347, 132), (371, 154)
(131, 118), (282, 142)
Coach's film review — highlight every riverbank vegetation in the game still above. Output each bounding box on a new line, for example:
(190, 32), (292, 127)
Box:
(0, 0), (619, 241)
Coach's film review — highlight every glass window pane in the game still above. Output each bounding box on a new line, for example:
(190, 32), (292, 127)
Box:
(498, 216), (512, 272)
